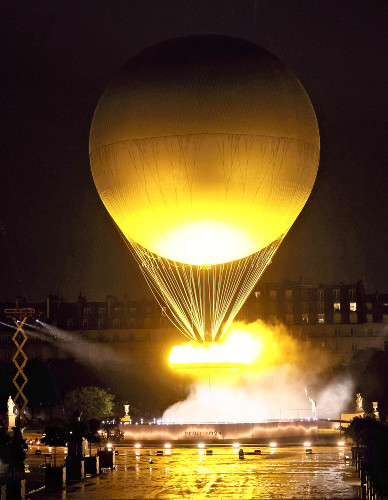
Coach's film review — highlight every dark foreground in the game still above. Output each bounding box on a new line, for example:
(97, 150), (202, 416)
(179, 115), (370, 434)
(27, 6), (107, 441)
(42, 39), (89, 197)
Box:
(28, 444), (361, 499)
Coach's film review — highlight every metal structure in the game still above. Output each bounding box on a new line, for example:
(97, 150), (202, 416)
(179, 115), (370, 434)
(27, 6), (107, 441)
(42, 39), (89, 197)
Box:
(4, 307), (35, 422)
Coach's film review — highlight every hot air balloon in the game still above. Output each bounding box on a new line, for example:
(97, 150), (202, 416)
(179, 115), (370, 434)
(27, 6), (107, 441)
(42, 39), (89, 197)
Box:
(89, 35), (319, 344)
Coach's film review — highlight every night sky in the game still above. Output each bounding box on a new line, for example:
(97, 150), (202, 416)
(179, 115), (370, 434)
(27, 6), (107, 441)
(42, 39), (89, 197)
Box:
(1, 1), (387, 303)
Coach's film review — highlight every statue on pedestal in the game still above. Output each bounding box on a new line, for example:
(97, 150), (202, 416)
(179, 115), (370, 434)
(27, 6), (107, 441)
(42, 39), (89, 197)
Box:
(7, 396), (16, 431)
(356, 393), (364, 413)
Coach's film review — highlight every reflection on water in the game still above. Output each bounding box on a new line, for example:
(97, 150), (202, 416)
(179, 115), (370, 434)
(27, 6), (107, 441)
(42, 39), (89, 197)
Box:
(38, 445), (362, 499)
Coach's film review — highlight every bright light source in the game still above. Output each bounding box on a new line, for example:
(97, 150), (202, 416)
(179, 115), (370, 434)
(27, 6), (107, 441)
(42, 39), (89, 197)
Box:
(134, 443), (142, 449)
(338, 441), (345, 447)
(233, 443), (240, 449)
(303, 442), (311, 447)
(164, 443), (171, 449)
(269, 442), (277, 448)
(107, 443), (112, 449)
(169, 329), (262, 366)
(198, 443), (205, 449)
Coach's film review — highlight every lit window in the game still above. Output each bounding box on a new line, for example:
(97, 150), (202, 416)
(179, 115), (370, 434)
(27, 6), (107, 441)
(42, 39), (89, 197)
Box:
(286, 314), (293, 325)
(254, 291), (261, 298)
(350, 302), (357, 312)
(318, 314), (325, 324)
(321, 341), (326, 348)
(334, 302), (341, 312)
(302, 313), (309, 323)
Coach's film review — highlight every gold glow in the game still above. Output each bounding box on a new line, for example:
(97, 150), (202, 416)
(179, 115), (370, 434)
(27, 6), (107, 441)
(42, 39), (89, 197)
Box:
(159, 221), (254, 265)
(168, 329), (263, 367)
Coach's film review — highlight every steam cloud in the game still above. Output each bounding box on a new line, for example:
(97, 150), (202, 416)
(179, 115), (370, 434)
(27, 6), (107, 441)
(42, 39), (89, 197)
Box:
(163, 320), (355, 423)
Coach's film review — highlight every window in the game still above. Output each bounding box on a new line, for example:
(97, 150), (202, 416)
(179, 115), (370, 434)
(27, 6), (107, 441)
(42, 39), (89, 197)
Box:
(318, 301), (324, 313)
(129, 318), (136, 327)
(144, 318), (151, 328)
(302, 313), (309, 324)
(321, 341), (326, 348)
(333, 289), (340, 300)
(82, 319), (89, 329)
(83, 308), (91, 317)
(114, 307), (121, 315)
(254, 291), (261, 298)
(349, 288), (356, 300)
(301, 289), (309, 301)
(350, 302), (357, 312)
(352, 341), (357, 352)
(318, 314), (325, 324)
(367, 328), (373, 337)
(285, 289), (292, 300)
(113, 318), (121, 328)
(67, 319), (74, 329)
(130, 307), (136, 314)
(269, 290), (277, 300)
(334, 302), (341, 312)
(334, 327), (340, 336)
(350, 327), (355, 336)
(366, 302), (372, 312)
(285, 302), (293, 313)
(333, 342), (339, 351)
(302, 301), (308, 313)
(98, 318), (104, 329)
(269, 302), (277, 314)
(269, 315), (277, 324)
(98, 307), (106, 316)
(318, 289), (324, 300)
(286, 314), (294, 325)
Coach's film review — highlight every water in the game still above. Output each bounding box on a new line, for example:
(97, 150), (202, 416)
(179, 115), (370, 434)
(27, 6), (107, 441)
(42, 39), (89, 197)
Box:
(30, 445), (361, 499)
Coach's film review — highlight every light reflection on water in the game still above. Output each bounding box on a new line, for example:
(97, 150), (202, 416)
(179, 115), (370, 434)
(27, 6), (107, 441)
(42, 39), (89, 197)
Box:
(58, 446), (362, 499)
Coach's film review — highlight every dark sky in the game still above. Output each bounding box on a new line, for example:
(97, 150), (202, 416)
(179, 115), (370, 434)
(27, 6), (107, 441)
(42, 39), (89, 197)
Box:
(1, 1), (387, 302)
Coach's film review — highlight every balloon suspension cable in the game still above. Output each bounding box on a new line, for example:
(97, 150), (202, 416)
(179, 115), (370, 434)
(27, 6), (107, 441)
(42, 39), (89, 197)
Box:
(117, 225), (285, 343)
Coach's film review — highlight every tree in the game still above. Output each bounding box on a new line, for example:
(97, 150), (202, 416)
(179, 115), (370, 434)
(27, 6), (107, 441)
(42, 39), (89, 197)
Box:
(63, 386), (114, 422)
(100, 421), (124, 443)
(41, 426), (68, 467)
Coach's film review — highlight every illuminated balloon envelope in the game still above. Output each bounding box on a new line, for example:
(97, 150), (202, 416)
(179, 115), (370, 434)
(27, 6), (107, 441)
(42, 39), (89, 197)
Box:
(89, 36), (320, 343)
